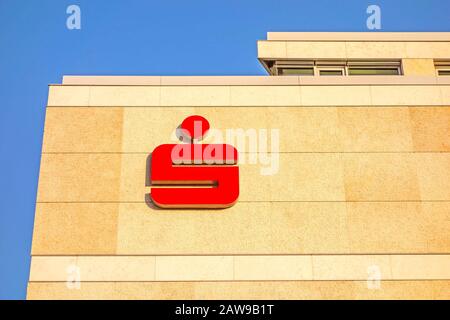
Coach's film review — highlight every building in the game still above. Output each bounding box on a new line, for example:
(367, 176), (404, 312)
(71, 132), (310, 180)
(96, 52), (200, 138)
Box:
(28, 32), (450, 299)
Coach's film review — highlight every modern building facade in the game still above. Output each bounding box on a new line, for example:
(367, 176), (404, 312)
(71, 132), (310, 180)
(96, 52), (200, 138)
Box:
(28, 32), (450, 299)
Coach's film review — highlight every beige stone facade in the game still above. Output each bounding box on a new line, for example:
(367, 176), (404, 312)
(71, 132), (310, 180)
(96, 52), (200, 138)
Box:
(28, 32), (450, 299)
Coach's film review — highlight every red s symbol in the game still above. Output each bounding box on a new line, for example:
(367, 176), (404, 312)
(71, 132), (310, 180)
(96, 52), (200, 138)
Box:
(150, 116), (239, 209)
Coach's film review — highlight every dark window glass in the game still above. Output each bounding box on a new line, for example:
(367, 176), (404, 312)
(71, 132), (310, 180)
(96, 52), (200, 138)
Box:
(279, 68), (314, 76)
(348, 68), (399, 75)
(319, 69), (343, 76)
(438, 69), (450, 76)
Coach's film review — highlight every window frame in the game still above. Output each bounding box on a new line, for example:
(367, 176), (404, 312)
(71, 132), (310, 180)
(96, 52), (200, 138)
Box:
(316, 66), (346, 76)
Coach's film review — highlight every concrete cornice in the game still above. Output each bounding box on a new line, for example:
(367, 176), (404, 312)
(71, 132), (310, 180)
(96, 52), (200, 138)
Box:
(60, 75), (450, 86)
(266, 32), (450, 42)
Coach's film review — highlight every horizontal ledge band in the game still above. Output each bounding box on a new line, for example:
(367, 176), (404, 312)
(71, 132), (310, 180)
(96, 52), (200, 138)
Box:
(60, 76), (450, 86)
(31, 253), (450, 256)
(27, 279), (450, 283)
(35, 200), (450, 203)
(29, 254), (450, 282)
(45, 105), (450, 109)
(40, 152), (450, 154)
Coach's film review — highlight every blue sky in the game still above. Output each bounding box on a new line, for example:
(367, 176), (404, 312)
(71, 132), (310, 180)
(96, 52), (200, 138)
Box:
(0, 0), (449, 299)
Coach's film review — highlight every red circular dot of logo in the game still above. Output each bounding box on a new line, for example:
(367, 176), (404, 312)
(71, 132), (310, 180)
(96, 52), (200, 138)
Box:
(181, 115), (210, 140)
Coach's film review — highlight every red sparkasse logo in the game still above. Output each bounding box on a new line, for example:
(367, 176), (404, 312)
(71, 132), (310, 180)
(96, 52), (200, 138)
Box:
(150, 115), (239, 209)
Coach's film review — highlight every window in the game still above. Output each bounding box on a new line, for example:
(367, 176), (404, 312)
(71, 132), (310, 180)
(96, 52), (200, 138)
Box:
(348, 67), (400, 75)
(316, 61), (346, 76)
(319, 69), (344, 76)
(347, 61), (401, 76)
(435, 61), (450, 76)
(279, 67), (314, 76)
(272, 60), (315, 76)
(317, 65), (346, 76)
(270, 60), (402, 76)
